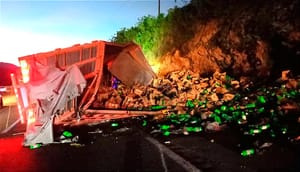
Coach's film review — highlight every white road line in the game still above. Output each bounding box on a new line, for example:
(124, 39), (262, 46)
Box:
(1, 118), (20, 134)
(145, 136), (202, 172)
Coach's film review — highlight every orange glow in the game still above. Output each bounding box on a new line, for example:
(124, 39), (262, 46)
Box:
(2, 93), (17, 106)
(149, 59), (160, 74)
(20, 60), (30, 83)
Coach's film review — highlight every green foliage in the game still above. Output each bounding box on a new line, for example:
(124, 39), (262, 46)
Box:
(110, 1), (195, 61)
(111, 14), (166, 62)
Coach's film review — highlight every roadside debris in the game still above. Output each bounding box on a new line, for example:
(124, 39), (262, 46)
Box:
(55, 69), (299, 156)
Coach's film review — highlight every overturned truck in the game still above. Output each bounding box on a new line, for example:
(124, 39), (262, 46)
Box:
(12, 40), (156, 146)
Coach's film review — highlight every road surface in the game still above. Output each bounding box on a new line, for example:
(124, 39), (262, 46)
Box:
(0, 106), (18, 133)
(0, 125), (200, 172)
(0, 116), (299, 172)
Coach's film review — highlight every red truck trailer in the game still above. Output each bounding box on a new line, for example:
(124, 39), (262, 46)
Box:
(11, 40), (156, 146)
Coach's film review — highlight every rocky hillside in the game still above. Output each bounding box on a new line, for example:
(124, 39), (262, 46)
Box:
(158, 0), (300, 81)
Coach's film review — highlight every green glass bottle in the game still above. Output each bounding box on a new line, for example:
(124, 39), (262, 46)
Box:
(260, 124), (270, 130)
(281, 127), (287, 134)
(277, 95), (283, 102)
(193, 127), (202, 132)
(289, 90), (297, 97)
(170, 117), (181, 124)
(214, 109), (221, 114)
(220, 105), (227, 112)
(246, 103), (256, 109)
(63, 131), (73, 138)
(30, 143), (42, 149)
(257, 96), (267, 104)
(180, 114), (190, 122)
(249, 128), (262, 135)
(214, 115), (222, 124)
(160, 124), (170, 130)
(270, 129), (276, 138)
(221, 113), (232, 122)
(142, 120), (147, 127)
(187, 74), (192, 80)
(186, 126), (202, 132)
(229, 106), (235, 111)
(151, 105), (166, 110)
(257, 107), (265, 113)
(111, 123), (119, 127)
(241, 149), (255, 156)
(186, 100), (195, 109)
(202, 89), (208, 95)
(163, 131), (170, 136)
(234, 93), (241, 101)
(232, 111), (240, 119)
(185, 127), (194, 132)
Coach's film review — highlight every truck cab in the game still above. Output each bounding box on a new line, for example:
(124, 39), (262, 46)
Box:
(0, 62), (18, 108)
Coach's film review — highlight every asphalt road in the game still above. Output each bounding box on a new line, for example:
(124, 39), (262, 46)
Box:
(0, 117), (299, 172)
(0, 125), (199, 172)
(153, 129), (300, 172)
(0, 106), (18, 133)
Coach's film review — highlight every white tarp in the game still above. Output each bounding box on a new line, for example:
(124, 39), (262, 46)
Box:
(23, 63), (86, 146)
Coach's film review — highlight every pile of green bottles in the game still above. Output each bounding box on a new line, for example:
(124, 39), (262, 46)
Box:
(152, 74), (300, 156)
(156, 111), (204, 136)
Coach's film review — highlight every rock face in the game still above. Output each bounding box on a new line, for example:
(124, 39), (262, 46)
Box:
(158, 0), (300, 80)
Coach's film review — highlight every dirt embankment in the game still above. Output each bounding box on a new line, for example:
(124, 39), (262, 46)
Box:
(158, 0), (300, 81)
